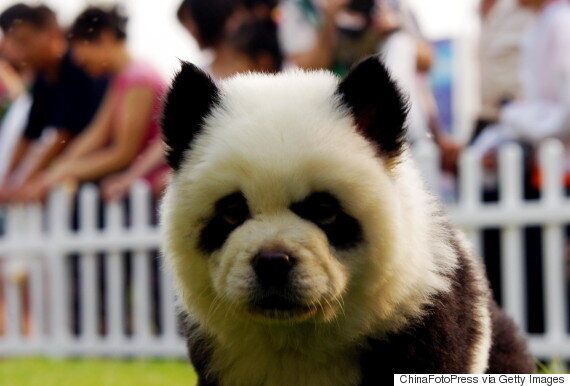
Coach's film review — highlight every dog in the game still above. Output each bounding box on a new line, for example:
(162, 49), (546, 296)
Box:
(160, 57), (535, 386)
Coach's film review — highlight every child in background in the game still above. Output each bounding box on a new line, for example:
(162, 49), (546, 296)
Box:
(20, 6), (167, 201)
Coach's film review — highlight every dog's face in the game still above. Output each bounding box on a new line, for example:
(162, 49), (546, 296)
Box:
(161, 58), (425, 329)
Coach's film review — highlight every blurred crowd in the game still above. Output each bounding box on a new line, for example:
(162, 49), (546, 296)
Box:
(0, 0), (284, 206)
(0, 0), (568, 334)
(0, 0), (567, 205)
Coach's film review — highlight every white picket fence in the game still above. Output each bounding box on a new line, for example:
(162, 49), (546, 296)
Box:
(0, 140), (569, 359)
(0, 182), (185, 357)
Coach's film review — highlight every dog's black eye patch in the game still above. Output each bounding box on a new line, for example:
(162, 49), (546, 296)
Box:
(198, 192), (250, 253)
(290, 192), (363, 250)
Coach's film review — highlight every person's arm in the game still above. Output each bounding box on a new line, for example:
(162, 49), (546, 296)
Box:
(498, 100), (565, 142)
(9, 130), (72, 187)
(48, 86), (155, 183)
(0, 60), (26, 101)
(3, 77), (65, 187)
(117, 139), (164, 180)
(101, 139), (166, 201)
(4, 78), (42, 184)
(4, 137), (31, 181)
(0, 137), (29, 202)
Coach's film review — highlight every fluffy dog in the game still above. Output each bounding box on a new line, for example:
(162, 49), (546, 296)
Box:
(160, 57), (534, 386)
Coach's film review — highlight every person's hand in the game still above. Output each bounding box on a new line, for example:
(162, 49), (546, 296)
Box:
(416, 40), (434, 73)
(15, 176), (52, 203)
(0, 183), (31, 204)
(438, 138), (463, 173)
(16, 166), (73, 203)
(482, 151), (498, 171)
(150, 169), (171, 198)
(101, 172), (136, 202)
(18, 181), (44, 203)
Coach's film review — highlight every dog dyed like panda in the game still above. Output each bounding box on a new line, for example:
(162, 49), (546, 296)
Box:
(160, 57), (534, 386)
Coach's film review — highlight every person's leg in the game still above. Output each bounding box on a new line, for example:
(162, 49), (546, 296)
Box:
(70, 191), (81, 335)
(522, 145), (544, 333)
(524, 225), (544, 333)
(482, 188), (502, 305)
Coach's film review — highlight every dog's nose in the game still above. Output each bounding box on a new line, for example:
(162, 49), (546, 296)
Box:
(252, 251), (296, 287)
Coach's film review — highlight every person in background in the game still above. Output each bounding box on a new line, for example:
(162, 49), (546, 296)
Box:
(278, 0), (379, 74)
(0, 4), (107, 202)
(225, 16), (283, 73)
(0, 39), (33, 185)
(101, 4), (284, 202)
(244, 0), (278, 18)
(374, 0), (461, 171)
(18, 6), (167, 202)
(472, 0), (534, 141)
(473, 0), (569, 157)
(469, 0), (534, 320)
(278, 0), (344, 70)
(177, 0), (244, 78)
(513, 0), (569, 148)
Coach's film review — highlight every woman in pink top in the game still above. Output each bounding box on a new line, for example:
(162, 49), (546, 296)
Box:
(20, 6), (167, 201)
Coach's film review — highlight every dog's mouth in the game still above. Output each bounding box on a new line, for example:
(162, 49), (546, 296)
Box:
(248, 294), (318, 320)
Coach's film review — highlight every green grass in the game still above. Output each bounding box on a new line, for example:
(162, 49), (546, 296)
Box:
(0, 357), (564, 386)
(0, 358), (197, 386)
(538, 358), (567, 374)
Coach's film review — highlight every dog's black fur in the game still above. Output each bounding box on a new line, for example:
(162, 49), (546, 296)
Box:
(162, 62), (220, 170)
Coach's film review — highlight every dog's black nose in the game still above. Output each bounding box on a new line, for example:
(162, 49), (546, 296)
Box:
(252, 251), (295, 287)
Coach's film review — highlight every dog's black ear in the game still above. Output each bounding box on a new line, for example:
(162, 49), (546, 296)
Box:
(337, 56), (408, 158)
(162, 62), (220, 170)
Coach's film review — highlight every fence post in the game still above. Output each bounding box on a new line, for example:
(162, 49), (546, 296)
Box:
(3, 206), (24, 345)
(104, 198), (126, 346)
(131, 181), (152, 343)
(27, 203), (45, 344)
(160, 265), (179, 345)
(47, 187), (71, 356)
(498, 144), (526, 329)
(540, 139), (566, 341)
(79, 184), (99, 346)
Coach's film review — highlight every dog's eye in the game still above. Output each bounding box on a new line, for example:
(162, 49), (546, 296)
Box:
(312, 202), (338, 225)
(217, 193), (249, 225)
(199, 192), (250, 253)
(290, 192), (363, 250)
(291, 192), (340, 225)
(220, 203), (248, 225)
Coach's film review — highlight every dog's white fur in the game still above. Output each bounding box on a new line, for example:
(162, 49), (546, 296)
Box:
(161, 70), (492, 385)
